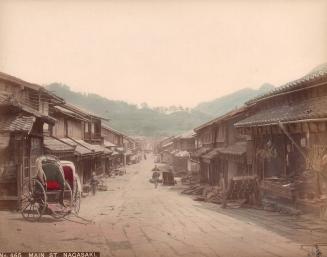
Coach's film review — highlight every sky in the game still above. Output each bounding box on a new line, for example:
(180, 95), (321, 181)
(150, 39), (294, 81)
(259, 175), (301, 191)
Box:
(0, 0), (327, 107)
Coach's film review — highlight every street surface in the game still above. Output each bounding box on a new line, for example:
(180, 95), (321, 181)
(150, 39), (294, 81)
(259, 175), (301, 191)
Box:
(1, 155), (327, 257)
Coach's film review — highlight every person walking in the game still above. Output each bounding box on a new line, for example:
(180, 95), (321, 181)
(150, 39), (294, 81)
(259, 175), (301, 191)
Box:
(152, 165), (160, 188)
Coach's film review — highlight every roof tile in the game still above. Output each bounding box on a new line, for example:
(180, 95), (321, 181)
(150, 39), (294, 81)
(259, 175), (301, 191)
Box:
(44, 136), (75, 152)
(0, 115), (35, 133)
(236, 96), (327, 127)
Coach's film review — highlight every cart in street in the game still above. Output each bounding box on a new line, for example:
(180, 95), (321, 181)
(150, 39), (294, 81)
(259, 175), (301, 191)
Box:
(20, 155), (82, 221)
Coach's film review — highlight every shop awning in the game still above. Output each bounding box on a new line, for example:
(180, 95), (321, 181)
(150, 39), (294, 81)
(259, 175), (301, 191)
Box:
(218, 142), (247, 156)
(72, 139), (104, 154)
(235, 96), (327, 127)
(60, 138), (93, 156)
(44, 136), (75, 153)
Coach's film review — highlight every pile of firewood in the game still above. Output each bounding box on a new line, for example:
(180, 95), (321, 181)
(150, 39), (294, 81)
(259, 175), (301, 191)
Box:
(181, 184), (205, 195)
(182, 185), (224, 204)
(181, 176), (261, 208)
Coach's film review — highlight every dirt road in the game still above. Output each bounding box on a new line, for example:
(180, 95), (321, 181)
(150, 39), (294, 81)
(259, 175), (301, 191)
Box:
(0, 155), (325, 257)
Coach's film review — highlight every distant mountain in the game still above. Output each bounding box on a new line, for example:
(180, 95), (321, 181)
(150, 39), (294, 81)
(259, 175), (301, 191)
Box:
(46, 83), (212, 137)
(193, 83), (275, 116)
(46, 83), (274, 137)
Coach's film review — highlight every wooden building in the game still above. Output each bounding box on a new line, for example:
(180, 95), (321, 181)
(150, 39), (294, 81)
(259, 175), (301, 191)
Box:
(123, 135), (137, 164)
(158, 137), (175, 164)
(172, 130), (195, 174)
(194, 107), (248, 189)
(235, 65), (327, 212)
(0, 72), (64, 208)
(101, 122), (124, 147)
(101, 123), (125, 169)
(46, 104), (111, 183)
(174, 130), (196, 152)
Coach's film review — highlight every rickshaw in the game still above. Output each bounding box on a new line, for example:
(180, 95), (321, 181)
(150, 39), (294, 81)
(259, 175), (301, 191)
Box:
(20, 155), (82, 221)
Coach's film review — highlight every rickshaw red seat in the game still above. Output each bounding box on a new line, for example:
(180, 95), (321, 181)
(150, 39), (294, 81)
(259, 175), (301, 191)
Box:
(47, 180), (61, 190)
(63, 166), (74, 189)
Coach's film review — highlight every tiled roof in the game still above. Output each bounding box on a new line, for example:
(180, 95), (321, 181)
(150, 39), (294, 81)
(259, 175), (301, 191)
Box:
(102, 122), (127, 137)
(64, 103), (108, 121)
(0, 115), (35, 133)
(60, 138), (93, 156)
(54, 106), (88, 121)
(235, 96), (327, 127)
(0, 71), (64, 104)
(218, 142), (247, 156)
(44, 136), (75, 152)
(72, 139), (105, 154)
(194, 106), (248, 132)
(247, 64), (327, 105)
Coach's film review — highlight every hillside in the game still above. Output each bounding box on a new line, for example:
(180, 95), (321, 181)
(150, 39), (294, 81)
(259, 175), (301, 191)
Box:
(194, 83), (275, 116)
(46, 83), (212, 137)
(46, 83), (274, 137)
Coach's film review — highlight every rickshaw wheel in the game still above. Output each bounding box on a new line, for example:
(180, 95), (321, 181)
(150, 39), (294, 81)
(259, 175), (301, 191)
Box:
(21, 179), (46, 222)
(50, 180), (73, 219)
